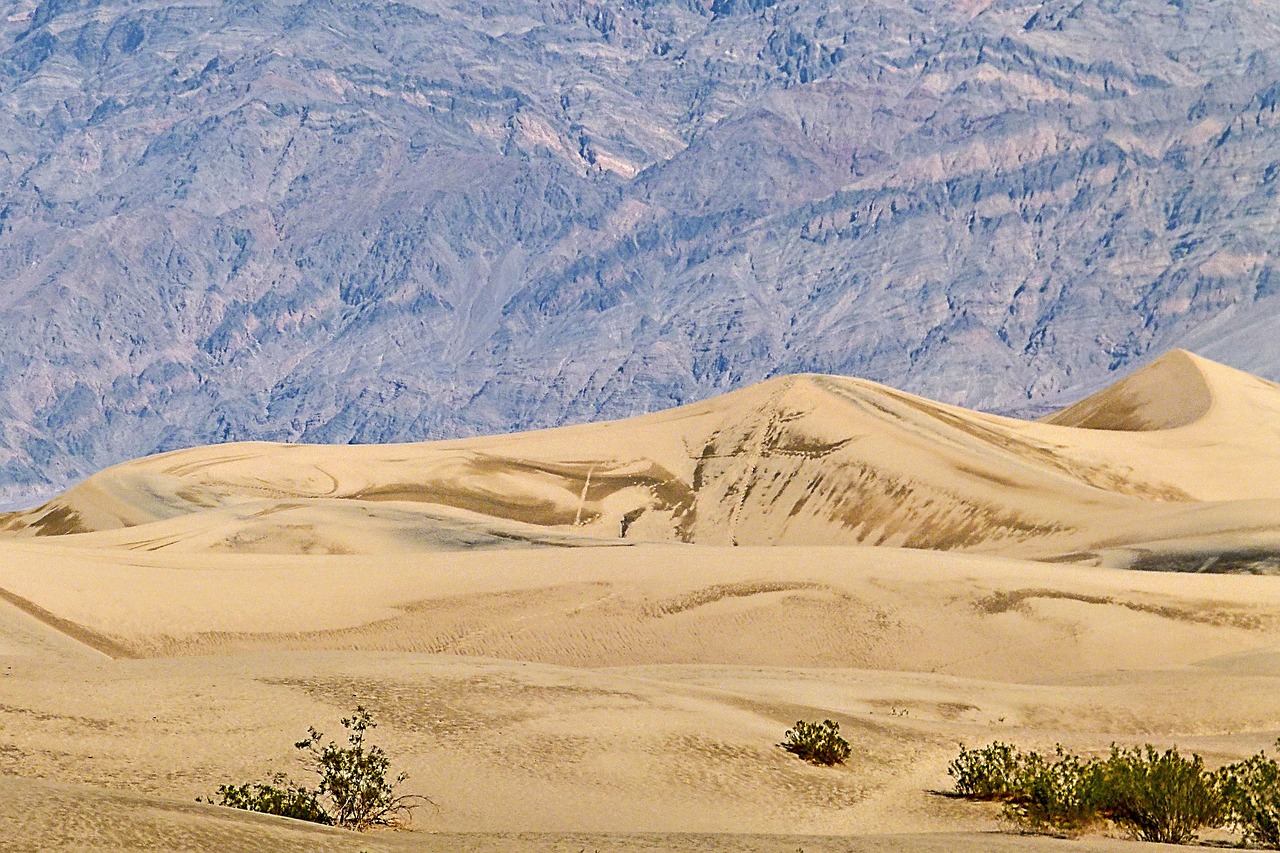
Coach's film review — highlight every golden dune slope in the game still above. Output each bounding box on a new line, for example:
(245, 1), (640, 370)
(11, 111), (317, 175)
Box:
(4, 349), (1280, 567)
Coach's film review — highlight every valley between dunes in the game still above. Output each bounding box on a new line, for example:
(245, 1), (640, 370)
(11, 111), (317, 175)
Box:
(5, 350), (1280, 851)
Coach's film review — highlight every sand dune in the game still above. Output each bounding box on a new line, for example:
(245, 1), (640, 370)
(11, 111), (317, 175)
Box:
(6, 350), (1280, 850)
(1, 542), (1277, 675)
(6, 350), (1280, 568)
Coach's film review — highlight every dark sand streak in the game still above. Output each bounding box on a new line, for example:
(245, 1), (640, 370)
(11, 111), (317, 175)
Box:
(0, 586), (134, 659)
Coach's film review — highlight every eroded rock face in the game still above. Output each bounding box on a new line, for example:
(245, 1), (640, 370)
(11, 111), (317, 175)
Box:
(1, 0), (1278, 504)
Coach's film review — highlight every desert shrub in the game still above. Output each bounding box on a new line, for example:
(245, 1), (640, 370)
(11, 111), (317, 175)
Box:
(296, 706), (422, 830)
(949, 741), (1232, 842)
(207, 773), (330, 823)
(207, 706), (423, 831)
(780, 719), (851, 766)
(948, 742), (1025, 800)
(1003, 747), (1105, 836)
(1097, 744), (1224, 844)
(1218, 745), (1280, 848)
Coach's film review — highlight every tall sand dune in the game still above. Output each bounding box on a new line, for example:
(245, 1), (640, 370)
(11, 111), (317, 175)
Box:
(5, 350), (1280, 850)
(5, 350), (1280, 567)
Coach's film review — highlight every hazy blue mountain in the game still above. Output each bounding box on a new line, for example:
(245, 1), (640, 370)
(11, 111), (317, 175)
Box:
(2, 0), (1279, 504)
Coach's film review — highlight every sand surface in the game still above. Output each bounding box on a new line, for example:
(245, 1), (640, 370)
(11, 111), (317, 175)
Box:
(4, 350), (1280, 850)
(8, 349), (1280, 567)
(0, 776), (1199, 853)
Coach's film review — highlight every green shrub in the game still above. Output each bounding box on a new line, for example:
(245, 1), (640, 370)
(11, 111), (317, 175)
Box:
(207, 706), (423, 830)
(296, 706), (421, 830)
(207, 773), (330, 823)
(948, 741), (1228, 842)
(1097, 745), (1224, 844)
(1218, 745), (1280, 848)
(780, 719), (851, 766)
(948, 742), (1025, 800)
(1004, 747), (1105, 836)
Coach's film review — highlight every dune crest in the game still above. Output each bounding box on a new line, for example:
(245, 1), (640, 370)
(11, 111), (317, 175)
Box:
(1043, 349), (1214, 431)
(3, 350), (1280, 567)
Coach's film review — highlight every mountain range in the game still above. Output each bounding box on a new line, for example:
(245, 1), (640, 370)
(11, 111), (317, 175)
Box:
(3, 0), (1280, 504)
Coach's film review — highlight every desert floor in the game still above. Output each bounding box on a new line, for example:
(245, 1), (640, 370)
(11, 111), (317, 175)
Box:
(3, 541), (1279, 851)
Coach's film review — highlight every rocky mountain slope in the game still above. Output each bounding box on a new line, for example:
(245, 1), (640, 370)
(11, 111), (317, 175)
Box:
(2, 0), (1279, 503)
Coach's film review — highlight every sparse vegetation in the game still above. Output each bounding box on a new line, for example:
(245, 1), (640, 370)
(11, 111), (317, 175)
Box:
(1003, 747), (1105, 836)
(1097, 744), (1223, 844)
(1218, 744), (1280, 848)
(949, 741), (1226, 843)
(205, 706), (424, 830)
(780, 719), (850, 766)
(948, 741), (1025, 800)
(948, 742), (1104, 835)
(209, 773), (330, 823)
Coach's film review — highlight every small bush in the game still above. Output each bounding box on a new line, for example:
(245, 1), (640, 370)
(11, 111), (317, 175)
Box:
(780, 719), (851, 766)
(1218, 745), (1280, 848)
(208, 773), (330, 823)
(296, 706), (421, 830)
(1097, 745), (1224, 844)
(207, 706), (424, 831)
(949, 742), (1025, 800)
(1005, 748), (1105, 836)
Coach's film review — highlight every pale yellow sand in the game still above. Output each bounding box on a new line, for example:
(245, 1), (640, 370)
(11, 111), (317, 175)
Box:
(4, 350), (1280, 850)
(0, 776), (1200, 853)
(7, 350), (1280, 566)
(4, 545), (1280, 848)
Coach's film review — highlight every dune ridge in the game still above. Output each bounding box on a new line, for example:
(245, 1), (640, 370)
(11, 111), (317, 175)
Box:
(3, 349), (1279, 568)
(1042, 349), (1216, 431)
